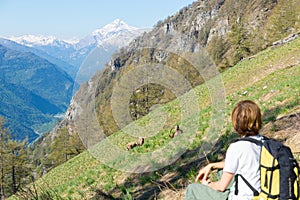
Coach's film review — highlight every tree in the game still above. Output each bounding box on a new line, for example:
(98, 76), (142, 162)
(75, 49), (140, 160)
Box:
(228, 17), (251, 65)
(46, 126), (85, 169)
(0, 116), (31, 198)
(6, 139), (30, 195)
(47, 127), (70, 168)
(68, 133), (85, 157)
(0, 117), (9, 200)
(207, 36), (229, 70)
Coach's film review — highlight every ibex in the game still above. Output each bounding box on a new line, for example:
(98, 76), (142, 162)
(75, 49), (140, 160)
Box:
(169, 124), (183, 138)
(126, 137), (144, 150)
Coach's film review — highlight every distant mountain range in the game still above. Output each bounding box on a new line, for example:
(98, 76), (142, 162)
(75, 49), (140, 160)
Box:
(0, 19), (146, 142)
(6, 19), (147, 83)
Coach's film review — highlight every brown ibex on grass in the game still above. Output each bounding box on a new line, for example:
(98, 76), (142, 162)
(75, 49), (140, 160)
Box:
(169, 124), (183, 138)
(126, 137), (144, 150)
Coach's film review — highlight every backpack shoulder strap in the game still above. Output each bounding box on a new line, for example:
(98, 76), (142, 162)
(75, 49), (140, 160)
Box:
(236, 136), (264, 146)
(235, 174), (259, 196)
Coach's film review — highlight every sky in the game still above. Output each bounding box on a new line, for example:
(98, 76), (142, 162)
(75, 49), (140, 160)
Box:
(0, 0), (195, 39)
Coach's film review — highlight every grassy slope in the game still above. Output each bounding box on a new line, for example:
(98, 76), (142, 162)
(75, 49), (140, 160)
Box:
(15, 38), (300, 199)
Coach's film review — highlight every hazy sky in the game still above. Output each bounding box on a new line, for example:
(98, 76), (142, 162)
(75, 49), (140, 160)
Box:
(0, 0), (194, 39)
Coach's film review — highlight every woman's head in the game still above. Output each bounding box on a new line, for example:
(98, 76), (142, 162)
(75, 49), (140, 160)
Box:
(232, 100), (262, 137)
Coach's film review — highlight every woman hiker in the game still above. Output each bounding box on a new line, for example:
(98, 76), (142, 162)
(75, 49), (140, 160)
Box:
(185, 100), (264, 200)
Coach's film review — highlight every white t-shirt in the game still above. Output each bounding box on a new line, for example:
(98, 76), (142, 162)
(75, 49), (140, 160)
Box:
(223, 135), (263, 200)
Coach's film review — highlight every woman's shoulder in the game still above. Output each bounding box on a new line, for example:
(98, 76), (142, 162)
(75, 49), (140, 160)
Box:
(249, 134), (264, 141)
(228, 134), (263, 149)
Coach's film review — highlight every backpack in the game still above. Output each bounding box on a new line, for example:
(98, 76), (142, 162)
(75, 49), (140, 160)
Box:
(234, 136), (300, 200)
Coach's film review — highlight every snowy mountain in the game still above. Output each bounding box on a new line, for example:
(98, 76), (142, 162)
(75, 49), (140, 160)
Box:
(8, 35), (80, 74)
(73, 19), (147, 83)
(9, 35), (75, 47)
(9, 19), (142, 49)
(7, 19), (146, 82)
(77, 19), (144, 48)
(0, 38), (78, 78)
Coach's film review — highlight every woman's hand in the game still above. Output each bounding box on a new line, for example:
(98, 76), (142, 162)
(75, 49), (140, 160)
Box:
(195, 164), (212, 182)
(201, 178), (211, 186)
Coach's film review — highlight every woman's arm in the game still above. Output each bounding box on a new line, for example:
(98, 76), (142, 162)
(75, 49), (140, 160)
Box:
(205, 171), (234, 192)
(209, 161), (225, 169)
(195, 161), (225, 182)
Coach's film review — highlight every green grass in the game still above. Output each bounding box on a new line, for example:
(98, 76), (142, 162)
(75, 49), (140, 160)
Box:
(12, 37), (300, 199)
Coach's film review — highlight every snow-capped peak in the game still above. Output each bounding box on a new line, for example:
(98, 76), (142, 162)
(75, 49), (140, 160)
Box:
(7, 19), (146, 53)
(75, 19), (144, 49)
(9, 35), (61, 46)
(92, 19), (138, 38)
(63, 37), (80, 45)
(7, 19), (144, 49)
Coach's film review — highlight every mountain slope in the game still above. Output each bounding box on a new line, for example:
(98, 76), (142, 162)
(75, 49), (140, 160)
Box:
(24, 0), (300, 198)
(60, 0), (300, 138)
(22, 34), (300, 200)
(0, 45), (74, 142)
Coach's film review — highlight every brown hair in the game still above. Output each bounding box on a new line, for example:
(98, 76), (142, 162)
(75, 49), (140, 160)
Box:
(231, 100), (262, 137)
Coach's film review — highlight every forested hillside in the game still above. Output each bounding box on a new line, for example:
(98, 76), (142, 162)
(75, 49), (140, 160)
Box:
(0, 45), (74, 142)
